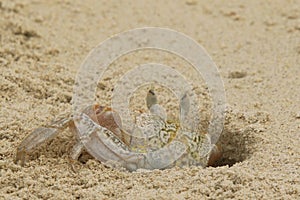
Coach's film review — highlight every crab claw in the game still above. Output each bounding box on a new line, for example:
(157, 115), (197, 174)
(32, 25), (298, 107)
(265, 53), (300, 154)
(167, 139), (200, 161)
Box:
(74, 113), (146, 171)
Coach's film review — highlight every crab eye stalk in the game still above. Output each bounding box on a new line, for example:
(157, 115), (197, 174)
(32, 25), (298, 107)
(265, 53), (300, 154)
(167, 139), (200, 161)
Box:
(146, 89), (158, 109)
(146, 89), (167, 121)
(180, 92), (190, 119)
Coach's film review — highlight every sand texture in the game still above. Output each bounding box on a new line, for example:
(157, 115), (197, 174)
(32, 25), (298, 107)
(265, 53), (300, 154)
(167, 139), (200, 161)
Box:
(1, 0), (300, 199)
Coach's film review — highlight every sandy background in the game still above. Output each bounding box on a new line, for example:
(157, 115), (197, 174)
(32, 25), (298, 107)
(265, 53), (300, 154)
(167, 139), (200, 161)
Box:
(1, 0), (300, 199)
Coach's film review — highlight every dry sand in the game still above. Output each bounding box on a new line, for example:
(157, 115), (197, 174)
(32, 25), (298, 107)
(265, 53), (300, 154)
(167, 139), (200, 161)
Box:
(1, 0), (300, 199)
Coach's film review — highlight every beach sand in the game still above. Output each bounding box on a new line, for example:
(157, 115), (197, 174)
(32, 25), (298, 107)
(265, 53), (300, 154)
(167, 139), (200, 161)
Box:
(1, 0), (299, 199)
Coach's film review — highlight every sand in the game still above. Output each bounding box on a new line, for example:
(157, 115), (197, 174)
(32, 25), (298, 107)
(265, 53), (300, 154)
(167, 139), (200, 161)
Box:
(1, 0), (299, 199)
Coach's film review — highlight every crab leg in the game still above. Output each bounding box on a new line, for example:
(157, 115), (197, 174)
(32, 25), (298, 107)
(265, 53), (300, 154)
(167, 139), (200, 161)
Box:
(15, 116), (71, 166)
(69, 141), (84, 160)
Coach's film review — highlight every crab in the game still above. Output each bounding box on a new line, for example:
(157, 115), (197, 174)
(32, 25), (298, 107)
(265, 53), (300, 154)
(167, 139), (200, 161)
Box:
(15, 89), (221, 171)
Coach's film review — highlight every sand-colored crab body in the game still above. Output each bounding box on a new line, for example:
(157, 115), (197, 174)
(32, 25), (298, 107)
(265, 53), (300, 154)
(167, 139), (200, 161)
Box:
(15, 90), (221, 171)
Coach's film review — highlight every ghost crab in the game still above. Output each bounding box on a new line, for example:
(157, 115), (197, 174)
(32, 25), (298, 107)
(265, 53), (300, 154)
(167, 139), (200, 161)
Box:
(15, 89), (221, 171)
